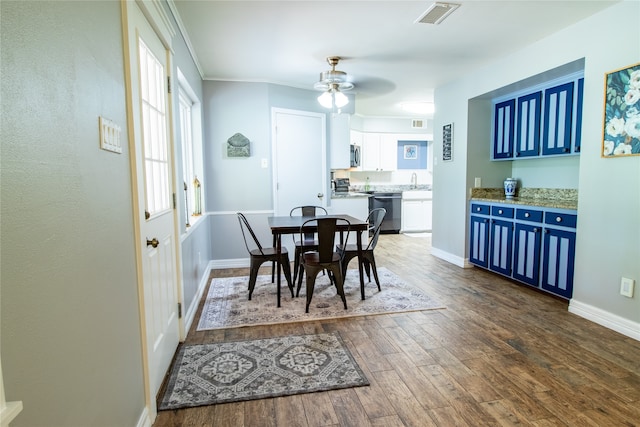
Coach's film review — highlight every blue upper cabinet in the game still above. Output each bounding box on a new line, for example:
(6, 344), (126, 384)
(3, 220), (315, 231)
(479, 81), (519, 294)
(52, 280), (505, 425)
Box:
(491, 72), (583, 161)
(493, 99), (515, 159)
(515, 91), (542, 158)
(542, 81), (574, 155)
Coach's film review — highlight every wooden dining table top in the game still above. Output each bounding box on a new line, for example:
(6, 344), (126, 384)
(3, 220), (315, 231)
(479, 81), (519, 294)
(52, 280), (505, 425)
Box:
(267, 214), (369, 235)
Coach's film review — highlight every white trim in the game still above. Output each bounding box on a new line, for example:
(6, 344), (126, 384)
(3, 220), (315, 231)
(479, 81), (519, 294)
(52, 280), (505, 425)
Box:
(210, 258), (251, 270)
(208, 210), (274, 216)
(166, 0), (204, 78)
(136, 407), (152, 427)
(568, 300), (640, 341)
(431, 247), (470, 268)
(182, 261), (213, 333)
(136, 0), (175, 50)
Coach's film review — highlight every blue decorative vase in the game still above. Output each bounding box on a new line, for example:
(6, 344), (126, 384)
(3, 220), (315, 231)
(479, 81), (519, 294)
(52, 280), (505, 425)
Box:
(504, 178), (517, 199)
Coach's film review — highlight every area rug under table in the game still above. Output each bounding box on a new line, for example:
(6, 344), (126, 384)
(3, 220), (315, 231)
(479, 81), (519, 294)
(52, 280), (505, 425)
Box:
(159, 332), (369, 410)
(197, 267), (445, 331)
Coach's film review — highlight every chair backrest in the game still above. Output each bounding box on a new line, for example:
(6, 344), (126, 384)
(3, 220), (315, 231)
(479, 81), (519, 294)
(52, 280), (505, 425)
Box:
(366, 208), (386, 251)
(289, 205), (328, 217)
(300, 217), (350, 263)
(237, 212), (264, 255)
(290, 205), (327, 242)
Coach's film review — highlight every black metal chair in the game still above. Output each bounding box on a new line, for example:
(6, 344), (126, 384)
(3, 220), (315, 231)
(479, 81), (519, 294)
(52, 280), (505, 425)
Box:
(237, 212), (294, 302)
(289, 205), (328, 280)
(296, 217), (350, 313)
(336, 208), (386, 298)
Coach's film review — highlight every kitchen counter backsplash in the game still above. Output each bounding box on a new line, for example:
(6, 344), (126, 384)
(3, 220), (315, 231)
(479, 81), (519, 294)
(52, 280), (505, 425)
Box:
(470, 187), (578, 210)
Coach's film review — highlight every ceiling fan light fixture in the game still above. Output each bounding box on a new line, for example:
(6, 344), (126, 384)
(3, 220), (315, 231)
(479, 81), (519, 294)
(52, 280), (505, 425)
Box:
(334, 91), (349, 108)
(415, 2), (460, 25)
(317, 91), (334, 108)
(318, 84), (350, 109)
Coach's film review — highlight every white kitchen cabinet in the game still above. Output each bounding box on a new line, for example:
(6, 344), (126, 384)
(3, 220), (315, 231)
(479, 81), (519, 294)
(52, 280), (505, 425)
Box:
(329, 113), (351, 169)
(361, 133), (397, 171)
(401, 191), (432, 232)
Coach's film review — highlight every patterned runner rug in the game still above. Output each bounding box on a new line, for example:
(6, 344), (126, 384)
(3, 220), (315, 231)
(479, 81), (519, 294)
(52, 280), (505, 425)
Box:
(159, 332), (368, 410)
(197, 267), (445, 331)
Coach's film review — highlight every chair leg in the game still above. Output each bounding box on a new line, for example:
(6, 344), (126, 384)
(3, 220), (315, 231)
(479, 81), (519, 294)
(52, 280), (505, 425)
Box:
(296, 263), (305, 297)
(363, 259), (372, 282)
(328, 264), (347, 310)
(340, 252), (357, 283)
(367, 255), (382, 291)
(271, 261), (275, 283)
(305, 271), (318, 313)
(248, 259), (261, 300)
(293, 246), (301, 280)
(281, 256), (294, 297)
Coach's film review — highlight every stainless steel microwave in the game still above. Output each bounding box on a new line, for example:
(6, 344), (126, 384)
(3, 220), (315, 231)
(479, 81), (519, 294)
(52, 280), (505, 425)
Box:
(350, 144), (361, 167)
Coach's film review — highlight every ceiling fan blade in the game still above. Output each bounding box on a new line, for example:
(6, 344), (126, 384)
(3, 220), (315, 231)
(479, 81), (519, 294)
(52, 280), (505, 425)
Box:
(352, 76), (396, 97)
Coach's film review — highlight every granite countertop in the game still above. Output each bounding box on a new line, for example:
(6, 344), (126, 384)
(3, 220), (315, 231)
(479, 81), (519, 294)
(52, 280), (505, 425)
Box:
(470, 188), (578, 210)
(331, 192), (370, 199)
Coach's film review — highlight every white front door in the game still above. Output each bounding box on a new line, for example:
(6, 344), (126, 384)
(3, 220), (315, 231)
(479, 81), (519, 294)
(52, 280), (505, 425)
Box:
(123, 2), (180, 417)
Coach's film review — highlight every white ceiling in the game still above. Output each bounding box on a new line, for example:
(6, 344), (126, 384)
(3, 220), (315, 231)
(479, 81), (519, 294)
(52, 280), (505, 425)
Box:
(171, 0), (617, 118)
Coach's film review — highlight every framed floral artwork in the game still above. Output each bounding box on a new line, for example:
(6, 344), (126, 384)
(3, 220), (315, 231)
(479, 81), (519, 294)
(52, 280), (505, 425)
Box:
(602, 62), (640, 157)
(403, 144), (418, 159)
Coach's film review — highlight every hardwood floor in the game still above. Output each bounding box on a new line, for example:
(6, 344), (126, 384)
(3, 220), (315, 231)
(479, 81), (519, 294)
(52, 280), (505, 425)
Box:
(154, 234), (640, 426)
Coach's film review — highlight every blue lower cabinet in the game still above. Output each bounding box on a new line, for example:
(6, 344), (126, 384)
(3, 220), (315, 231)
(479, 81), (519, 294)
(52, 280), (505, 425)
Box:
(469, 201), (576, 299)
(512, 223), (542, 286)
(469, 215), (490, 268)
(541, 228), (576, 299)
(489, 219), (513, 276)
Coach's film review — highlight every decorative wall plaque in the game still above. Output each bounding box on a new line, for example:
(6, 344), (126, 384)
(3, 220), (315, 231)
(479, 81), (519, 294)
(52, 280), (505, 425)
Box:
(227, 132), (250, 157)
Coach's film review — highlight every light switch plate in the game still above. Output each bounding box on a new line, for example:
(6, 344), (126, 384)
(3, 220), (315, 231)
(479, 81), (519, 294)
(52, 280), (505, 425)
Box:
(99, 116), (122, 154)
(261, 158), (268, 168)
(620, 277), (635, 298)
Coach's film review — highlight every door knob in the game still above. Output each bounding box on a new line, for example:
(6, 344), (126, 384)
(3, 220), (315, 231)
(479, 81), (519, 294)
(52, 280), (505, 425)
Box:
(317, 193), (324, 199)
(146, 238), (159, 248)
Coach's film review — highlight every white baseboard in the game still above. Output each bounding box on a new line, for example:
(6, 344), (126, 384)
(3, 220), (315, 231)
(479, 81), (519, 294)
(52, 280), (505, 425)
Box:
(136, 407), (152, 427)
(569, 299), (640, 341)
(182, 262), (215, 335)
(210, 258), (250, 270)
(431, 247), (471, 268)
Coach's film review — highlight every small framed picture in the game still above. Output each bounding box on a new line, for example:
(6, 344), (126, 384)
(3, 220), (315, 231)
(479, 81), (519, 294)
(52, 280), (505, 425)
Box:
(602, 62), (640, 157)
(403, 144), (418, 159)
(443, 123), (453, 161)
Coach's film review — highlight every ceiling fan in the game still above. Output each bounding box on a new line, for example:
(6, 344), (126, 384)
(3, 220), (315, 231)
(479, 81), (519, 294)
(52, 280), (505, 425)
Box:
(313, 56), (354, 109)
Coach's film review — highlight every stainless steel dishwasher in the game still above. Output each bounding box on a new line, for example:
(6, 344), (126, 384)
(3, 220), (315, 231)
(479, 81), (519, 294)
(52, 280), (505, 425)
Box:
(368, 192), (402, 233)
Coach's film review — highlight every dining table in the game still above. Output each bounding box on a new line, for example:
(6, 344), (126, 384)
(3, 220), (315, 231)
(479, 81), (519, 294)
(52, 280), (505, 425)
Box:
(267, 214), (370, 307)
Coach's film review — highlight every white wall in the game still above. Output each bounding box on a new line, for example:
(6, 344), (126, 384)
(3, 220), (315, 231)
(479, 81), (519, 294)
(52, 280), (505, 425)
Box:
(432, 0), (639, 329)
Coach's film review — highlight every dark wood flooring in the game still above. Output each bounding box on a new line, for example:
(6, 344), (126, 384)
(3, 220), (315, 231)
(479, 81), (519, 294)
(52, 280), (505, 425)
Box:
(154, 233), (640, 426)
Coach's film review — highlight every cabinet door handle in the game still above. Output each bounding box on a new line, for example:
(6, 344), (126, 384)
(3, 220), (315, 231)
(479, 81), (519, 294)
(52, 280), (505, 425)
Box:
(477, 207), (481, 212)
(533, 227), (538, 233)
(498, 209), (503, 214)
(556, 216), (562, 223)
(524, 212), (530, 218)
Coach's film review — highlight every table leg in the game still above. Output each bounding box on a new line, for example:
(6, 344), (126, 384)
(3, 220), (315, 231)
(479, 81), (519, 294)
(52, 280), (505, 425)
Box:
(357, 229), (365, 300)
(276, 233), (282, 307)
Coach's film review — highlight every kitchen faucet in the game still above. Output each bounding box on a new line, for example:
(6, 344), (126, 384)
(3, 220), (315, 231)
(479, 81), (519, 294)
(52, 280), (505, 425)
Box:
(410, 172), (417, 189)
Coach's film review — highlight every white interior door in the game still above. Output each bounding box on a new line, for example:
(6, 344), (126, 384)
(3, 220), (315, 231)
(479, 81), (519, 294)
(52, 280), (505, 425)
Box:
(123, 2), (180, 417)
(272, 108), (327, 255)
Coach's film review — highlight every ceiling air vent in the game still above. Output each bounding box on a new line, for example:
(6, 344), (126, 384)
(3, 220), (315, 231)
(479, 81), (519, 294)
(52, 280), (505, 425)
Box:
(411, 119), (426, 129)
(415, 2), (460, 25)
